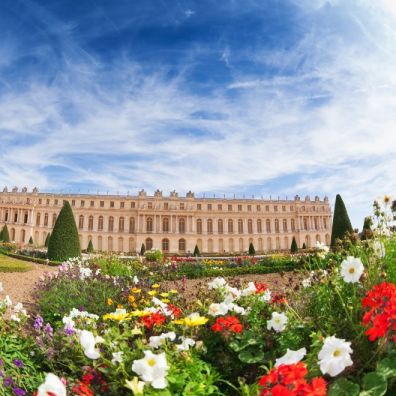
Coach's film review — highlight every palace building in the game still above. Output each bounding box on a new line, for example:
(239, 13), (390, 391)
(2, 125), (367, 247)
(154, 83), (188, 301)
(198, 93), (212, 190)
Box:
(0, 187), (332, 254)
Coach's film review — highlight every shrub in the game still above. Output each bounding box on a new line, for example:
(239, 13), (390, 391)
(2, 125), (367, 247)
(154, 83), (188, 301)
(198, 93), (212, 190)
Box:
(44, 233), (51, 247)
(361, 216), (373, 240)
(140, 243), (146, 255)
(291, 237), (298, 253)
(28, 236), (34, 245)
(194, 244), (201, 257)
(86, 240), (94, 253)
(0, 224), (10, 242)
(331, 194), (353, 247)
(47, 201), (81, 261)
(145, 248), (163, 262)
(302, 242), (307, 249)
(248, 242), (255, 255)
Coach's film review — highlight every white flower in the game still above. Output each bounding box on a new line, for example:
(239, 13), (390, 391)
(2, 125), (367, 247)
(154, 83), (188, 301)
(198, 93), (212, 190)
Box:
(78, 330), (101, 359)
(275, 348), (307, 367)
(4, 295), (12, 307)
(132, 351), (169, 389)
(177, 336), (196, 351)
(302, 278), (312, 288)
(133, 275), (139, 284)
(13, 302), (24, 313)
(208, 303), (229, 316)
(208, 277), (227, 290)
(10, 314), (21, 322)
(125, 377), (145, 395)
(111, 351), (124, 365)
(372, 240), (385, 258)
(228, 303), (246, 315)
(340, 256), (364, 283)
(259, 289), (272, 302)
(0, 282), (3, 292)
(37, 373), (66, 396)
(241, 282), (257, 296)
(224, 286), (241, 301)
(267, 312), (288, 332)
(316, 241), (329, 253)
(318, 336), (353, 377)
(149, 332), (176, 349)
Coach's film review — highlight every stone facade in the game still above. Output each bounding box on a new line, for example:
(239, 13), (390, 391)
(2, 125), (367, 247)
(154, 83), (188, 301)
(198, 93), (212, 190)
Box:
(0, 187), (332, 254)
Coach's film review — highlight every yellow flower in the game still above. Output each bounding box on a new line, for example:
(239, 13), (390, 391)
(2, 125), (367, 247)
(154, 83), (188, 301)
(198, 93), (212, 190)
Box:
(128, 295), (136, 303)
(107, 298), (113, 306)
(160, 292), (169, 298)
(170, 289), (178, 294)
(103, 309), (130, 321)
(148, 291), (157, 296)
(117, 304), (124, 309)
(161, 298), (170, 303)
(130, 310), (153, 317)
(173, 313), (208, 327)
(131, 287), (141, 294)
(384, 195), (391, 204)
(151, 284), (160, 289)
(125, 377), (145, 395)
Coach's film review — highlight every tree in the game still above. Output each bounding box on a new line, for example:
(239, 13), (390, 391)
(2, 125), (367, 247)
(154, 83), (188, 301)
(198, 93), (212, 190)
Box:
(0, 225), (10, 242)
(44, 233), (51, 248)
(248, 242), (256, 255)
(47, 201), (81, 261)
(28, 236), (34, 245)
(87, 240), (94, 253)
(193, 244), (201, 257)
(361, 216), (373, 240)
(302, 243), (307, 250)
(331, 194), (353, 247)
(291, 237), (298, 253)
(140, 243), (146, 256)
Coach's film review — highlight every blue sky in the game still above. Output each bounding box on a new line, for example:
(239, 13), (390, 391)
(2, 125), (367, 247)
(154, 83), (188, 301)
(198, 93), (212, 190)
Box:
(1, 0), (396, 227)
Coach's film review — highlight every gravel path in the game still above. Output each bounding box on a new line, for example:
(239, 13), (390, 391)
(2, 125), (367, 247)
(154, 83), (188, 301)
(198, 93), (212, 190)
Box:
(0, 263), (57, 312)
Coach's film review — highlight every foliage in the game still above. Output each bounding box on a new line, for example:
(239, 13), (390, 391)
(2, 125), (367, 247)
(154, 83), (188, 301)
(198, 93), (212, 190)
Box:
(291, 237), (298, 253)
(193, 244), (201, 257)
(140, 243), (146, 256)
(0, 224), (10, 242)
(0, 254), (33, 272)
(331, 194), (353, 247)
(145, 249), (164, 262)
(248, 242), (255, 255)
(47, 201), (81, 261)
(28, 236), (34, 245)
(86, 239), (94, 253)
(361, 216), (373, 240)
(44, 232), (51, 247)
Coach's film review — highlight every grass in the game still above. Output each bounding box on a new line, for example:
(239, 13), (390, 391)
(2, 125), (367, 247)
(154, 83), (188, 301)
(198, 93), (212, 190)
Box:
(0, 254), (33, 272)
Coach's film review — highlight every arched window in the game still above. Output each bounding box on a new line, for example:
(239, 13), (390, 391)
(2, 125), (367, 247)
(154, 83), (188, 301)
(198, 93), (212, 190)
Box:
(248, 219), (253, 234)
(178, 238), (186, 252)
(314, 217), (318, 230)
(276, 237), (281, 249)
(11, 228), (15, 241)
(325, 234), (330, 245)
(119, 217), (125, 232)
(24, 212), (28, 224)
(208, 239), (213, 253)
(4, 210), (9, 222)
(179, 218), (185, 233)
(146, 217), (153, 232)
(283, 219), (288, 232)
(218, 219), (223, 234)
(238, 219), (243, 234)
(228, 219), (234, 233)
(129, 217), (135, 233)
(275, 219), (280, 233)
(303, 218), (308, 230)
(98, 216), (104, 231)
(257, 219), (262, 233)
(108, 216), (114, 232)
(88, 216), (94, 231)
(108, 236), (113, 251)
(316, 234), (321, 242)
(207, 219), (213, 234)
(258, 237), (263, 251)
(284, 236), (289, 249)
(21, 229), (26, 243)
(146, 238), (153, 250)
(197, 219), (202, 234)
(98, 236), (103, 251)
(44, 213), (49, 226)
(291, 219), (295, 231)
(78, 215), (84, 229)
(266, 219), (271, 233)
(267, 237), (272, 251)
(52, 213), (57, 226)
(305, 235), (311, 248)
(228, 238), (234, 252)
(163, 217), (169, 232)
(239, 238), (244, 252)
(219, 238), (224, 252)
(36, 213), (41, 226)
(197, 239), (203, 251)
(162, 238), (169, 252)
(129, 237), (135, 253)
(323, 218), (328, 229)
(118, 237), (124, 252)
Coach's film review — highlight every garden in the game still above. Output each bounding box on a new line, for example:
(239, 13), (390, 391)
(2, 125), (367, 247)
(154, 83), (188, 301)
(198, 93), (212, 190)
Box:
(0, 196), (395, 395)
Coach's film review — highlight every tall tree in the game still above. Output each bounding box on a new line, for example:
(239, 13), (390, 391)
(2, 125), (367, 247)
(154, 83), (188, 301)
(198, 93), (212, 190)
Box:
(28, 236), (34, 245)
(291, 237), (298, 253)
(0, 225), (10, 242)
(87, 239), (94, 253)
(44, 233), (51, 247)
(331, 194), (353, 247)
(47, 201), (81, 261)
(193, 244), (201, 257)
(140, 243), (146, 256)
(248, 242), (256, 255)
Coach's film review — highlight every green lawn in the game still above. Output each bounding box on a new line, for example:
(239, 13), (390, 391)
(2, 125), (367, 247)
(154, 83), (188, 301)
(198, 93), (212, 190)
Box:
(0, 254), (33, 272)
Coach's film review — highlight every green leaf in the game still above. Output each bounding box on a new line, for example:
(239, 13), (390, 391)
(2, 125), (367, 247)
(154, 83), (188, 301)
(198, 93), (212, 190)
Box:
(377, 358), (396, 379)
(328, 378), (360, 396)
(238, 347), (264, 364)
(359, 372), (387, 396)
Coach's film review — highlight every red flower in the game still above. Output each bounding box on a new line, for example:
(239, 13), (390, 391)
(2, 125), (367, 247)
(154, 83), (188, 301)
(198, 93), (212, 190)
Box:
(259, 363), (326, 396)
(272, 294), (288, 305)
(168, 304), (182, 318)
(72, 382), (94, 396)
(211, 315), (243, 334)
(255, 283), (268, 294)
(143, 312), (166, 329)
(362, 282), (396, 343)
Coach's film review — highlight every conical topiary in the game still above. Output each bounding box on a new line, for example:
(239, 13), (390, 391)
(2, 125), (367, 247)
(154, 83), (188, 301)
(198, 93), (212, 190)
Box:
(87, 239), (94, 253)
(248, 242), (255, 255)
(28, 236), (34, 245)
(0, 225), (10, 242)
(140, 243), (146, 256)
(291, 237), (298, 253)
(302, 242), (307, 250)
(47, 201), (81, 261)
(193, 244), (201, 257)
(44, 233), (51, 247)
(331, 194), (353, 247)
(361, 216), (373, 240)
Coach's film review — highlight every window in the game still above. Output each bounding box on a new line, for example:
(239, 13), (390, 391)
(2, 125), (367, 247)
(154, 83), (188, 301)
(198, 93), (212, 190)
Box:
(178, 238), (186, 252)
(207, 219), (213, 234)
(164, 202), (168, 210)
(131, 202), (136, 208)
(197, 219), (202, 234)
(265, 205), (269, 211)
(208, 204), (212, 211)
(79, 215), (84, 229)
(162, 238), (169, 252)
(119, 217), (125, 232)
(257, 205), (261, 211)
(290, 206), (294, 211)
(44, 213), (49, 226)
(100, 201), (104, 207)
(98, 216), (104, 231)
(275, 219), (280, 233)
(24, 212), (28, 224)
(274, 205), (278, 212)
(179, 218), (185, 233)
(90, 201), (94, 207)
(88, 216), (94, 231)
(39, 199), (42, 204)
(323, 218), (328, 229)
(163, 217), (169, 232)
(180, 203), (184, 210)
(129, 218), (135, 233)
(282, 205), (286, 211)
(146, 238), (153, 250)
(197, 204), (202, 210)
(257, 219), (262, 233)
(54, 199), (58, 205)
(228, 204), (233, 211)
(283, 219), (288, 232)
(248, 205), (252, 212)
(146, 217), (153, 232)
(218, 219), (224, 234)
(218, 204), (222, 211)
(110, 201), (115, 208)
(248, 219), (253, 234)
(238, 204), (242, 211)
(148, 202), (153, 209)
(238, 219), (243, 234)
(314, 217), (318, 230)
(52, 213), (57, 226)
(291, 219), (295, 231)
(14, 212), (18, 223)
(72, 200), (75, 206)
(108, 216), (114, 232)
(36, 213), (41, 226)
(228, 219), (234, 233)
(46, 199), (50, 205)
(266, 219), (271, 233)
(81, 200), (85, 207)
(120, 202), (125, 208)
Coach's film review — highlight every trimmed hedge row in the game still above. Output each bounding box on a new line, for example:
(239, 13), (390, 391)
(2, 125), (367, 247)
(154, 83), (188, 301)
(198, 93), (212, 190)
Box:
(5, 252), (61, 266)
